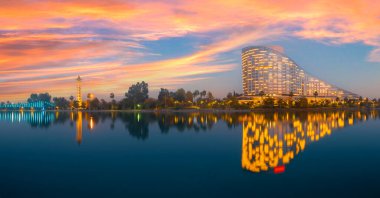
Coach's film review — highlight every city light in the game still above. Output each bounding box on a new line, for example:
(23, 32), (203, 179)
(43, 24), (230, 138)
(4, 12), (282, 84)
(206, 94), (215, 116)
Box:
(242, 46), (358, 99)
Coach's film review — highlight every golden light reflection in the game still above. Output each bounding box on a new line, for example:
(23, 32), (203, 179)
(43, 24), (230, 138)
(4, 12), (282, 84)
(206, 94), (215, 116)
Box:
(0, 110), (378, 160)
(89, 117), (94, 130)
(240, 111), (372, 174)
(76, 112), (83, 145)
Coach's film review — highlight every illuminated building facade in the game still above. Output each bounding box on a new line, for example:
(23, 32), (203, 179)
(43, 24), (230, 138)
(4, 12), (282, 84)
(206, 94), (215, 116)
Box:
(76, 75), (82, 108)
(242, 46), (358, 98)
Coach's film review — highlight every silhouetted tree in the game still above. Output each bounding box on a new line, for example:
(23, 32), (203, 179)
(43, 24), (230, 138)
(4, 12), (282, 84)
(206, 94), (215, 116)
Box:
(27, 93), (51, 103)
(90, 98), (100, 110)
(226, 92), (233, 99)
(27, 93), (38, 103)
(144, 98), (158, 109)
(69, 96), (74, 108)
(185, 91), (193, 103)
(174, 88), (186, 102)
(200, 90), (207, 99)
(207, 91), (214, 101)
(100, 99), (108, 109)
(158, 88), (170, 108)
(193, 90), (200, 102)
(344, 97), (349, 104)
(125, 81), (149, 109)
(110, 93), (116, 109)
(313, 91), (318, 100)
(53, 97), (70, 109)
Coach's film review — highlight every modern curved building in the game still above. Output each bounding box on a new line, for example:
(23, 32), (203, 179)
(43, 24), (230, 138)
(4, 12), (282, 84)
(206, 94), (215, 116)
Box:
(242, 46), (358, 98)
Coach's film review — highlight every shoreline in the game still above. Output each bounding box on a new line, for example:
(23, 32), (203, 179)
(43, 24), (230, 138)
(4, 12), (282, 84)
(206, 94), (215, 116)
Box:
(1, 107), (379, 113)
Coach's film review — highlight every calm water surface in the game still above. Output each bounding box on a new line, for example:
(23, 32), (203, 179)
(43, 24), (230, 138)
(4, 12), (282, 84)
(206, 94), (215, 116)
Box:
(0, 110), (380, 197)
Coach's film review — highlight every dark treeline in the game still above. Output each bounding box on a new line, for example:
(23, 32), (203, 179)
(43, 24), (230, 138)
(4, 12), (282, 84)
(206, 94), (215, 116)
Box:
(2, 81), (380, 110)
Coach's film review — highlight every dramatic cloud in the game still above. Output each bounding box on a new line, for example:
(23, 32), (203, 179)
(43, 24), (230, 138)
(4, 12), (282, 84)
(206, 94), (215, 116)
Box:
(1, 0), (379, 101)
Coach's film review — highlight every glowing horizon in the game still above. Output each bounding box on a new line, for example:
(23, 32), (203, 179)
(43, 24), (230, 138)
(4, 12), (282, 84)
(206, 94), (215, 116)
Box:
(1, 0), (380, 102)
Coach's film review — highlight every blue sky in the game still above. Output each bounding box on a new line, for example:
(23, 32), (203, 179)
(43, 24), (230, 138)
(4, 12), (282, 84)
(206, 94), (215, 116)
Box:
(0, 0), (379, 101)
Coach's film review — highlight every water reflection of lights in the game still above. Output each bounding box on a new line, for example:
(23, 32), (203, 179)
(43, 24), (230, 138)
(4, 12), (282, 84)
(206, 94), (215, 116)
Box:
(137, 113), (141, 122)
(76, 112), (83, 144)
(240, 111), (376, 174)
(0, 111), (55, 125)
(1, 110), (378, 162)
(89, 117), (94, 130)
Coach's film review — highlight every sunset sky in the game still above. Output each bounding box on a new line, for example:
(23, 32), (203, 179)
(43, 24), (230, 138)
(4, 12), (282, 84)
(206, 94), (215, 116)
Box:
(1, 0), (380, 102)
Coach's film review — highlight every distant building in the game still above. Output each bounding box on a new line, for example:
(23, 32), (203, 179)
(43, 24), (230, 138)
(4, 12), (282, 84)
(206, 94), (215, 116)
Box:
(76, 75), (82, 108)
(241, 46), (358, 99)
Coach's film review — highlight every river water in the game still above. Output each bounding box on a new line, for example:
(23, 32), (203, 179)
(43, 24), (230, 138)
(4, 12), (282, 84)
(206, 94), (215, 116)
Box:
(0, 110), (379, 197)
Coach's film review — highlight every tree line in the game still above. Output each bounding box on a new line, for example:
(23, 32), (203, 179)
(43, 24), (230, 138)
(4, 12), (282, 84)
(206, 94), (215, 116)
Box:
(1, 81), (380, 110)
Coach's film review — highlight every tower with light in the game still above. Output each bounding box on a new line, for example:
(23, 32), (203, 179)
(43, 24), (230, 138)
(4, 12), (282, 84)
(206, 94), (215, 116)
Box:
(76, 75), (82, 109)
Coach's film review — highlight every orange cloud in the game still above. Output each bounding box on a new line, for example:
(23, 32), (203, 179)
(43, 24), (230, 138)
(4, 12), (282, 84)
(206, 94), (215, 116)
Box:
(1, 0), (380, 101)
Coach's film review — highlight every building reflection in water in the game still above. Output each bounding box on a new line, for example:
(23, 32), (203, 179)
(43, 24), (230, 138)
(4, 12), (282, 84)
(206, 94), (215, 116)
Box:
(240, 111), (377, 174)
(1, 110), (379, 173)
(76, 112), (83, 145)
(0, 110), (55, 127)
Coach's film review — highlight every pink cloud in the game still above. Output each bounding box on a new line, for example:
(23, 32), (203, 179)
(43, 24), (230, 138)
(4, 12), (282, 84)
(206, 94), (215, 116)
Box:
(1, 0), (380, 101)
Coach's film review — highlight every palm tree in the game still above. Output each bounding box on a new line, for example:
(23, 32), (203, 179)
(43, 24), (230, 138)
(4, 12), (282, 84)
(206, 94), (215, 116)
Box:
(344, 97), (349, 104)
(110, 93), (115, 110)
(200, 90), (207, 99)
(207, 91), (214, 100)
(193, 90), (200, 101)
(69, 96), (74, 109)
(313, 91), (318, 102)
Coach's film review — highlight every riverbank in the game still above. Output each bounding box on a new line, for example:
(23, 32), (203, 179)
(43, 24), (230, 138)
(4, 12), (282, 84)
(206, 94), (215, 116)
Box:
(2, 107), (379, 113)
(87, 107), (380, 113)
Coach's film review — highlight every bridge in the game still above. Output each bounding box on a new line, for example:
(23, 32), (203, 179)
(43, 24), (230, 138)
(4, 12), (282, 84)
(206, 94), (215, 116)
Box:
(0, 101), (56, 110)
